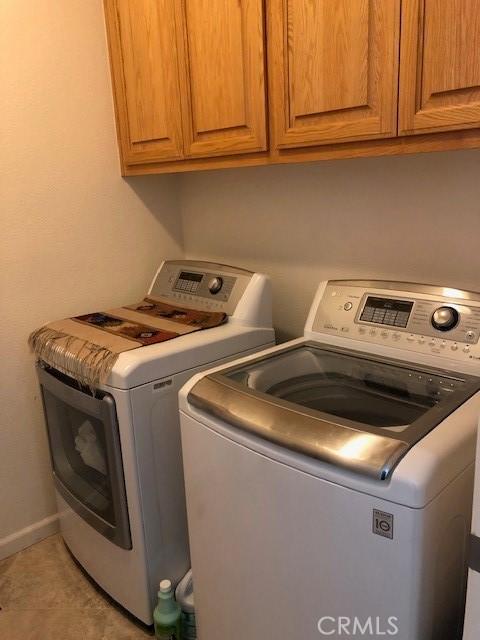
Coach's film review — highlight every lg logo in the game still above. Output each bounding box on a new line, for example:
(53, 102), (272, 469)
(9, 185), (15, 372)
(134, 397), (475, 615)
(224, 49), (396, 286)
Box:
(373, 509), (394, 540)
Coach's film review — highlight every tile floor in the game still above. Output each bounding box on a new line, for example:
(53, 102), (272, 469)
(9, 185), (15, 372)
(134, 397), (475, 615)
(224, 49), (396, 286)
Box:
(0, 534), (153, 640)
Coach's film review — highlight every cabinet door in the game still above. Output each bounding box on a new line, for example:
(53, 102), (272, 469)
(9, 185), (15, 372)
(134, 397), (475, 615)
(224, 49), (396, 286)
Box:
(105, 0), (184, 164)
(399, 0), (480, 135)
(178, 0), (267, 158)
(267, 0), (401, 149)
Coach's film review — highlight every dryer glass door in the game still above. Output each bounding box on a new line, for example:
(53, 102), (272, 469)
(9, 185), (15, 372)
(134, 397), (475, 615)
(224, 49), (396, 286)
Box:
(37, 365), (131, 549)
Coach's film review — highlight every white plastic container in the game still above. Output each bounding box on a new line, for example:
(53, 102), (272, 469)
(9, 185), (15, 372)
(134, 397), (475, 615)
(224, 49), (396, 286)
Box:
(175, 570), (196, 639)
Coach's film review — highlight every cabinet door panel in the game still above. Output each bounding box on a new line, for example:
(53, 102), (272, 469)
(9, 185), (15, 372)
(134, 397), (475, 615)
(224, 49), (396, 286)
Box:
(179, 0), (267, 158)
(268, 0), (400, 149)
(105, 0), (184, 164)
(399, 0), (480, 134)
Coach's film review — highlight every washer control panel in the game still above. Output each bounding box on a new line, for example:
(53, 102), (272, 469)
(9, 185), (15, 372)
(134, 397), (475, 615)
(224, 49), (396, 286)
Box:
(150, 261), (253, 315)
(313, 281), (480, 363)
(359, 297), (413, 328)
(173, 270), (231, 298)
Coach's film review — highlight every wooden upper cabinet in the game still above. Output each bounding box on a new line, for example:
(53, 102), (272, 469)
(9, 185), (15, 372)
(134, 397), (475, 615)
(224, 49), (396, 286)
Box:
(399, 0), (480, 135)
(104, 0), (480, 174)
(267, 0), (401, 149)
(105, 0), (267, 166)
(178, 0), (267, 158)
(104, 0), (185, 164)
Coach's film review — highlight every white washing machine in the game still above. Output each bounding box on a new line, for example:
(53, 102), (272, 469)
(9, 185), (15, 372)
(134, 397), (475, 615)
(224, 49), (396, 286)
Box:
(36, 260), (274, 624)
(463, 423), (480, 640)
(180, 280), (480, 640)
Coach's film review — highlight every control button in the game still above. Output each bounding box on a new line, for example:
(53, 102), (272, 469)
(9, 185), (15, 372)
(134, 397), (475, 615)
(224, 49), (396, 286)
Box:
(466, 330), (476, 342)
(451, 344), (459, 351)
(418, 337), (425, 345)
(429, 341), (436, 347)
(208, 276), (223, 295)
(344, 302), (353, 311)
(407, 335), (415, 342)
(463, 345), (471, 353)
(431, 306), (460, 332)
(440, 341), (446, 349)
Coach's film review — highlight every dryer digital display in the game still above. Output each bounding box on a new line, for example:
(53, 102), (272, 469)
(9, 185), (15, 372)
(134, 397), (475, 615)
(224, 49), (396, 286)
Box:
(360, 297), (414, 328)
(174, 271), (204, 293)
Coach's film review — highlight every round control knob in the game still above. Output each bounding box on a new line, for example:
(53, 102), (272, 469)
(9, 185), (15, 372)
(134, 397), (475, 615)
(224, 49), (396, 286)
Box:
(208, 276), (223, 295)
(431, 306), (459, 332)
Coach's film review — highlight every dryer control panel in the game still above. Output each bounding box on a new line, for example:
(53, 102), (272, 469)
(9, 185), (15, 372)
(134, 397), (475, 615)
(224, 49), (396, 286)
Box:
(312, 281), (480, 364)
(149, 260), (254, 315)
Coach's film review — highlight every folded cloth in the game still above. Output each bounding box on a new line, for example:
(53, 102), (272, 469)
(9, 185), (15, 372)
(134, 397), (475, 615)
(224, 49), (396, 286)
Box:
(74, 420), (107, 475)
(29, 297), (227, 388)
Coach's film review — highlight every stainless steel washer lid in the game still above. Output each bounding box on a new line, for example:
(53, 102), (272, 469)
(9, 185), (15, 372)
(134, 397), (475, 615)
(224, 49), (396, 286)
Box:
(188, 342), (480, 480)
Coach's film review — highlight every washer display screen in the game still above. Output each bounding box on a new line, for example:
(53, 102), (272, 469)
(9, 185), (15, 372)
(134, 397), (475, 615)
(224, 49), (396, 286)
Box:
(360, 297), (413, 328)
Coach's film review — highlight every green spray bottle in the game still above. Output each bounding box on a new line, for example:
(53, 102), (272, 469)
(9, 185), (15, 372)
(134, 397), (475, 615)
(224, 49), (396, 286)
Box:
(153, 579), (182, 640)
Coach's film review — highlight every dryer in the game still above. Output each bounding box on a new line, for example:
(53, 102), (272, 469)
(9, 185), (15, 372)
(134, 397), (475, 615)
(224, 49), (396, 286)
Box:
(180, 280), (480, 640)
(36, 260), (274, 624)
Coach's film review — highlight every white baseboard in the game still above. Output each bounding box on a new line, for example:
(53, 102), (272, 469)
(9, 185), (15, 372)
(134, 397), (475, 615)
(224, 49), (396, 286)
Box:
(0, 513), (59, 560)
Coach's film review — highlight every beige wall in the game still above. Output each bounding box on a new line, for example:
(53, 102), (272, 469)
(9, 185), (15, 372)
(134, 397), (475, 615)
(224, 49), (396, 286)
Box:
(179, 150), (480, 341)
(0, 1), (182, 555)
